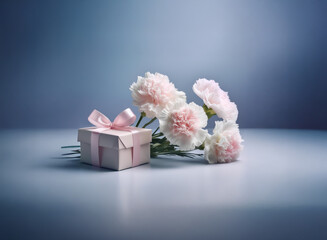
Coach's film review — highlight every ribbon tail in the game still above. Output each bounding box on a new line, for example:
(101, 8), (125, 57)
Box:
(131, 130), (141, 166)
(91, 132), (101, 167)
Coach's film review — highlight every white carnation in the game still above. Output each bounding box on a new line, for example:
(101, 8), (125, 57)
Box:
(204, 121), (243, 163)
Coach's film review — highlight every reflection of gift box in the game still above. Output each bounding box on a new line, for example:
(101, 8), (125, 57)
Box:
(78, 127), (152, 171)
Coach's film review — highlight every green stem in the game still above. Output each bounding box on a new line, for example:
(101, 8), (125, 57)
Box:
(142, 117), (157, 128)
(135, 114), (144, 127)
(152, 127), (159, 135)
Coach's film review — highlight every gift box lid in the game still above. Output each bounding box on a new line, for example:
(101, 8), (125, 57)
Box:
(78, 127), (152, 150)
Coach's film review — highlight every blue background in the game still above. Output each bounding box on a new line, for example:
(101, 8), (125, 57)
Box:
(1, 0), (326, 129)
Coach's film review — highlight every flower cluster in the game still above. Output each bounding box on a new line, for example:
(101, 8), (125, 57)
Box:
(130, 72), (243, 163)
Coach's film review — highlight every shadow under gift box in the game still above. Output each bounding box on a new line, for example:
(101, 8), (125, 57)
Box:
(78, 127), (152, 171)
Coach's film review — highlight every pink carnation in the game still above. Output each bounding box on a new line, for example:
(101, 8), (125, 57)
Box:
(204, 121), (243, 163)
(158, 101), (208, 151)
(130, 72), (186, 118)
(193, 78), (238, 122)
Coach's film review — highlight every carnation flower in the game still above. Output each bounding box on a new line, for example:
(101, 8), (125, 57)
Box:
(158, 101), (208, 151)
(204, 121), (243, 163)
(130, 72), (186, 118)
(193, 78), (238, 122)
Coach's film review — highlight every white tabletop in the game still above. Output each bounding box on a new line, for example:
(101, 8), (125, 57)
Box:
(0, 129), (326, 239)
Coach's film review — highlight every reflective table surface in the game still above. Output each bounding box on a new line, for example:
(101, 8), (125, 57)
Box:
(0, 129), (326, 239)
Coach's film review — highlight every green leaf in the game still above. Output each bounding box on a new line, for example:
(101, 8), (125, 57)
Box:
(197, 142), (205, 150)
(61, 152), (80, 156)
(152, 132), (164, 138)
(56, 156), (81, 159)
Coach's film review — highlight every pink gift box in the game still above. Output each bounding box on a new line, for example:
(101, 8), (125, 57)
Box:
(78, 127), (152, 171)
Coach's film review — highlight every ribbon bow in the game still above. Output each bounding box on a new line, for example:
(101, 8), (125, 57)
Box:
(87, 109), (140, 168)
(88, 108), (136, 129)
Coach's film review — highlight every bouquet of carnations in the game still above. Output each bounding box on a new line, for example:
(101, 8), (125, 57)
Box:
(63, 72), (243, 165)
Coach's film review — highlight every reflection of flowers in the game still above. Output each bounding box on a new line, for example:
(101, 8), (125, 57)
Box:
(193, 78), (238, 122)
(130, 72), (186, 118)
(158, 101), (208, 151)
(204, 121), (243, 163)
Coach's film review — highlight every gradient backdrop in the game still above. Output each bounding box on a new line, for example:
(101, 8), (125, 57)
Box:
(1, 0), (326, 129)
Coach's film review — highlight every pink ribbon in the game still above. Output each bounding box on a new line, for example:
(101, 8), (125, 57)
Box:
(88, 108), (140, 167)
